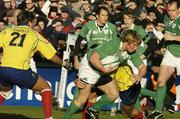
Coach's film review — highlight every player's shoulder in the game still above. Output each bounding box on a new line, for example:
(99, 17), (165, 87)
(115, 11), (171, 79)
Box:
(107, 22), (116, 28)
(134, 24), (144, 31)
(7, 26), (34, 33)
(87, 20), (95, 25)
(85, 20), (96, 28)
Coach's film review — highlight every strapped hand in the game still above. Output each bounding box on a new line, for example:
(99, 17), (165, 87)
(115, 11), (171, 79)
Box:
(62, 59), (72, 70)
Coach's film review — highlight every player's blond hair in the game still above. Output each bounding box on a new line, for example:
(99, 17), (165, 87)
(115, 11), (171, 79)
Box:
(122, 30), (141, 45)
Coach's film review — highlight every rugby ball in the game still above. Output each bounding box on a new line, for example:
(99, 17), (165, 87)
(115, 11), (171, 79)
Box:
(101, 56), (120, 68)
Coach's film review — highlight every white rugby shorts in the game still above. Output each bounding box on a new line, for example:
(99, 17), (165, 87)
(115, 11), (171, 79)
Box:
(78, 54), (101, 84)
(161, 50), (180, 75)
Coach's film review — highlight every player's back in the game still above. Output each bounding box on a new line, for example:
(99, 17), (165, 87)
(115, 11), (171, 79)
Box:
(0, 26), (40, 70)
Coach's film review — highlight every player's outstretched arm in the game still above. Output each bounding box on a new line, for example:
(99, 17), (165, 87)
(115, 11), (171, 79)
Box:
(49, 54), (63, 66)
(164, 33), (180, 41)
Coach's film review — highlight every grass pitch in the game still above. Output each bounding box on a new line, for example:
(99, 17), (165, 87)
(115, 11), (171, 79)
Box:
(0, 106), (180, 119)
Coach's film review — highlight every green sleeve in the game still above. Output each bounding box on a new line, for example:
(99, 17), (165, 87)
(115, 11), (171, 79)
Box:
(79, 21), (91, 38)
(130, 53), (143, 67)
(134, 25), (150, 43)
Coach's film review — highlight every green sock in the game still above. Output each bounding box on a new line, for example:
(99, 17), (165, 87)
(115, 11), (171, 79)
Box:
(141, 88), (156, 97)
(73, 88), (80, 100)
(91, 94), (112, 111)
(62, 88), (80, 119)
(62, 102), (80, 119)
(155, 85), (167, 112)
(109, 101), (116, 108)
(134, 99), (142, 111)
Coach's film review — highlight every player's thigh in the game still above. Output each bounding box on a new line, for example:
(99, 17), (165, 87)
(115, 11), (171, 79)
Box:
(121, 103), (134, 115)
(158, 50), (177, 85)
(158, 65), (175, 86)
(98, 79), (119, 99)
(32, 75), (50, 92)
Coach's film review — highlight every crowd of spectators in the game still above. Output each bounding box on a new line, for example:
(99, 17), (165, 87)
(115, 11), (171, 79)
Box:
(0, 0), (169, 64)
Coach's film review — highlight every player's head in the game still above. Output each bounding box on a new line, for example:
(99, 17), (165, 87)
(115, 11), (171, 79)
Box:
(17, 12), (36, 27)
(167, 0), (180, 20)
(96, 6), (109, 26)
(122, 30), (141, 53)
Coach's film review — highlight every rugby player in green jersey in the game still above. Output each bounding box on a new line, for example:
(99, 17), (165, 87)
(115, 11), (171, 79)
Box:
(62, 30), (142, 119)
(148, 0), (180, 119)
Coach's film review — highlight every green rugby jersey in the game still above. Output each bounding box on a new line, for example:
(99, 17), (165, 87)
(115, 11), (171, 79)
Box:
(79, 20), (117, 49)
(164, 15), (180, 57)
(87, 38), (143, 69)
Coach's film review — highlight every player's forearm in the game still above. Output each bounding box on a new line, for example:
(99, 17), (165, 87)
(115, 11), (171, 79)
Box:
(164, 33), (180, 41)
(174, 36), (180, 41)
(89, 52), (106, 73)
(50, 54), (63, 66)
(73, 56), (80, 70)
(137, 64), (147, 79)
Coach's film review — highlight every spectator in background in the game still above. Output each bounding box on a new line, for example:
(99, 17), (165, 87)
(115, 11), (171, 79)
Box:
(125, 0), (142, 17)
(33, 24), (42, 34)
(60, 7), (73, 27)
(10, 0), (16, 10)
(0, 19), (6, 32)
(0, 0), (12, 19)
(70, 0), (84, 17)
(36, 16), (48, 36)
(4, 11), (17, 26)
(10, 0), (22, 22)
(36, 0), (46, 9)
(41, 0), (62, 17)
(144, 0), (157, 13)
(110, 0), (123, 24)
(156, 3), (166, 23)
(80, 0), (93, 19)
(115, 21), (123, 37)
(134, 8), (148, 28)
(22, 0), (45, 18)
(3, 0), (11, 11)
(47, 19), (66, 50)
(47, 6), (59, 26)
(147, 11), (157, 24)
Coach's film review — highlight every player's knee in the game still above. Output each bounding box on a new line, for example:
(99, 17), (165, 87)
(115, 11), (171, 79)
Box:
(130, 108), (139, 118)
(0, 89), (12, 99)
(75, 97), (88, 106)
(158, 79), (166, 86)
